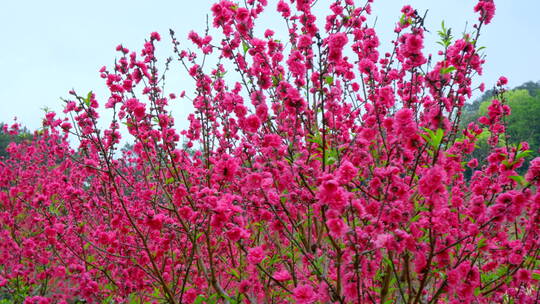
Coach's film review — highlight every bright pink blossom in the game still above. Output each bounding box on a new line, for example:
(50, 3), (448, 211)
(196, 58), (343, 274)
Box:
(247, 246), (265, 264)
(293, 284), (315, 304)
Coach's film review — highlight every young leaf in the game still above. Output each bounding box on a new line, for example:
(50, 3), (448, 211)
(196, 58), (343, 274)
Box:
(242, 41), (249, 54)
(440, 66), (456, 75)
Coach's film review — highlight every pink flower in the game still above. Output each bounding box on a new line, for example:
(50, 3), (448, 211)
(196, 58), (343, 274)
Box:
(264, 29), (274, 37)
(244, 114), (261, 133)
(467, 158), (478, 168)
(328, 33), (348, 62)
(239, 280), (251, 293)
(3, 0), (534, 301)
(214, 155), (239, 181)
(479, 82), (485, 92)
(326, 217), (348, 237)
(146, 214), (165, 231)
(293, 284), (315, 304)
(525, 157), (540, 185)
(150, 32), (161, 41)
(516, 269), (531, 283)
(447, 269), (460, 288)
(245, 172), (262, 190)
(263, 134), (282, 147)
(133, 104), (146, 120)
(328, 33), (348, 50)
(336, 160), (357, 184)
(287, 50), (306, 78)
(297, 35), (312, 49)
(508, 254), (521, 266)
(273, 269), (291, 281)
(277, 0), (290, 18)
(358, 58), (375, 74)
(418, 166), (446, 196)
(317, 179), (347, 209)
(474, 0), (496, 24)
(401, 5), (414, 17)
(414, 252), (427, 273)
(374, 233), (392, 249)
(405, 34), (423, 53)
(395, 108), (413, 126)
(247, 246), (266, 264)
(235, 7), (250, 22)
(24, 296), (51, 304)
(226, 226), (250, 242)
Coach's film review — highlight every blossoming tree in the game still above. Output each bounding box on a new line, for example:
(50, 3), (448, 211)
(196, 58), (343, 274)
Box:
(0, 0), (538, 303)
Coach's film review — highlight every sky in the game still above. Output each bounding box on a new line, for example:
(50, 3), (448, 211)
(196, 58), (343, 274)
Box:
(1, 0), (539, 132)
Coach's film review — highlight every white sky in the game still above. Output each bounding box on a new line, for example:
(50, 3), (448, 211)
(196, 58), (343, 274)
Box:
(1, 0), (538, 132)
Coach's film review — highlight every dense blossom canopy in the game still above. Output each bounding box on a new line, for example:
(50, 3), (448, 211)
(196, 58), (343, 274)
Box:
(0, 0), (539, 303)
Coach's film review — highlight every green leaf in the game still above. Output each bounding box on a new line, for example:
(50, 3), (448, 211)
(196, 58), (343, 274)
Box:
(271, 73), (283, 87)
(440, 66), (456, 75)
(516, 150), (533, 160)
(227, 268), (240, 279)
(433, 128), (444, 147)
(399, 14), (411, 26)
(87, 254), (95, 263)
(421, 127), (444, 148)
(207, 294), (219, 304)
(193, 295), (206, 304)
(477, 238), (487, 249)
(128, 292), (140, 304)
(410, 213), (421, 222)
(509, 175), (526, 186)
(272, 75), (279, 87)
(307, 133), (322, 145)
(326, 156), (336, 166)
(324, 76), (334, 85)
(49, 201), (60, 215)
(439, 21), (447, 36)
(84, 91), (93, 106)
(242, 41), (249, 54)
(165, 177), (175, 185)
(229, 268), (240, 280)
(419, 132), (432, 145)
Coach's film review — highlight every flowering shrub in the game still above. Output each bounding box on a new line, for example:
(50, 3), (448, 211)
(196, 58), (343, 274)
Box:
(1, 0), (539, 303)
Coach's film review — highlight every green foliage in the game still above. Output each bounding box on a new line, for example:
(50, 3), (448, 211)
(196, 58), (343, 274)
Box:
(503, 90), (540, 154)
(0, 124), (32, 159)
(477, 88), (540, 158)
(437, 21), (453, 49)
(0, 277), (31, 304)
(461, 81), (540, 174)
(421, 128), (444, 149)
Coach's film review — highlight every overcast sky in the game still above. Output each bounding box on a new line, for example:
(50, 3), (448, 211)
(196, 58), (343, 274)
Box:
(1, 0), (538, 132)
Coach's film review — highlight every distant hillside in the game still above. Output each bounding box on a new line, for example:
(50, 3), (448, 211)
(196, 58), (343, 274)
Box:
(461, 81), (540, 173)
(0, 124), (32, 158)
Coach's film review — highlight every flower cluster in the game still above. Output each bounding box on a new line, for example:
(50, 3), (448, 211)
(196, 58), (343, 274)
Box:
(0, 0), (538, 303)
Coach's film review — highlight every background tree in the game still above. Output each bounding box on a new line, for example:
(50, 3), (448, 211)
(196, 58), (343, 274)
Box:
(0, 123), (32, 159)
(462, 81), (540, 174)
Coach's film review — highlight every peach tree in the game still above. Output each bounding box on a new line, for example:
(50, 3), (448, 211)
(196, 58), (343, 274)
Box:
(0, 0), (538, 303)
